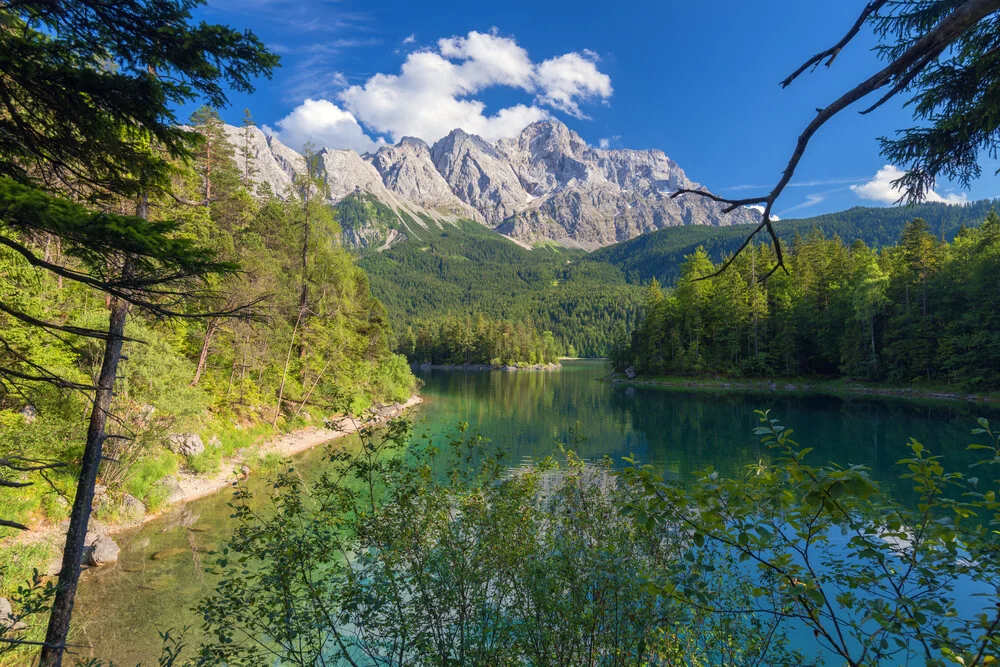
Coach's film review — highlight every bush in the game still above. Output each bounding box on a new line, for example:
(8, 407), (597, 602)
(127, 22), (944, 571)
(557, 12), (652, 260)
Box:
(191, 420), (788, 666)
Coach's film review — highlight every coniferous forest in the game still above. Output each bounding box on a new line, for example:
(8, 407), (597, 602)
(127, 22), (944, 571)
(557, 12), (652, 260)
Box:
(401, 314), (560, 367)
(611, 215), (1000, 388)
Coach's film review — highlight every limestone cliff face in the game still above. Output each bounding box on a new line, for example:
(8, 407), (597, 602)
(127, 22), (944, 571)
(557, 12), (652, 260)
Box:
(370, 137), (482, 222)
(225, 119), (758, 250)
(429, 129), (530, 225)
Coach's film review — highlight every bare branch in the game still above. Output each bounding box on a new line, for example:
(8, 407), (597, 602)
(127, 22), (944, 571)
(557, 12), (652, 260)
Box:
(0, 457), (67, 473)
(781, 1), (889, 89)
(675, 0), (1000, 278)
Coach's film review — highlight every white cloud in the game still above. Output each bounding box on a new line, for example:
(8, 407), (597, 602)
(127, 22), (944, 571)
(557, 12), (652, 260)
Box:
(331, 71), (348, 87)
(333, 29), (612, 145)
(402, 33), (416, 44)
(598, 134), (621, 149)
(270, 98), (385, 154)
(746, 204), (780, 221)
(851, 165), (969, 205)
(782, 193), (828, 215)
(534, 52), (612, 118)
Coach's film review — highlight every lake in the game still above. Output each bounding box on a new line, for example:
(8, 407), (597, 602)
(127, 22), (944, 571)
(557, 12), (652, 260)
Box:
(73, 360), (999, 664)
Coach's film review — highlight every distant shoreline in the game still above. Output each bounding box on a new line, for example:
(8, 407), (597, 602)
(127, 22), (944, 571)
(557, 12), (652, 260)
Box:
(413, 362), (562, 372)
(607, 375), (999, 405)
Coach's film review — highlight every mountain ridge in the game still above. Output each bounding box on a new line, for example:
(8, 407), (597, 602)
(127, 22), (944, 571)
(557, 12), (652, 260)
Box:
(228, 119), (759, 250)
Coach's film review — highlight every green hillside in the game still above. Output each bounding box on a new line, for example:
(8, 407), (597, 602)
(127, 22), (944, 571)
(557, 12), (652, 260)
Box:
(356, 219), (641, 357)
(588, 200), (1000, 285)
(348, 200), (998, 357)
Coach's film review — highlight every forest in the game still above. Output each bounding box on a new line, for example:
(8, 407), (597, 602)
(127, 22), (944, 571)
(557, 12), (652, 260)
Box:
(0, 104), (416, 661)
(611, 214), (1000, 389)
(357, 218), (642, 357)
(591, 199), (1000, 286)
(400, 314), (560, 367)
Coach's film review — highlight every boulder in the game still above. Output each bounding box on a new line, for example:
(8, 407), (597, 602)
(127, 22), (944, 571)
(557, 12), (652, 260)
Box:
(155, 477), (184, 504)
(167, 433), (205, 457)
(86, 535), (120, 566)
(121, 493), (146, 519)
(625, 367), (637, 380)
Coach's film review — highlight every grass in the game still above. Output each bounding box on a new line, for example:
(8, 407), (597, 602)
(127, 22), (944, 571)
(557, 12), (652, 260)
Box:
(124, 451), (178, 511)
(0, 542), (53, 597)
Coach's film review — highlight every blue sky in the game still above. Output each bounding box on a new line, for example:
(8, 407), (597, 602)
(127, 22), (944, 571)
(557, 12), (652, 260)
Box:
(196, 0), (1000, 218)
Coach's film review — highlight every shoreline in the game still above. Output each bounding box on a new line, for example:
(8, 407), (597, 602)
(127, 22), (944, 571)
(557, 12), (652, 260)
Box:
(609, 376), (999, 404)
(10, 396), (423, 568)
(106, 395), (424, 536)
(413, 362), (562, 372)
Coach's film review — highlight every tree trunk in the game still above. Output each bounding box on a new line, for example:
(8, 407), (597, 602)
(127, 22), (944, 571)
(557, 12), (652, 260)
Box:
(273, 308), (303, 427)
(189, 318), (218, 386)
(38, 297), (128, 667)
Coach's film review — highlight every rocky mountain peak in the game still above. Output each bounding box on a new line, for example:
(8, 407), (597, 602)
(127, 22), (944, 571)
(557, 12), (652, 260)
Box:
(226, 122), (760, 250)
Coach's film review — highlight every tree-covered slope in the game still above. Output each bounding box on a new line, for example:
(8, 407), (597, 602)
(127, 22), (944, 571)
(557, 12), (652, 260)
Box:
(589, 200), (1000, 285)
(357, 219), (641, 357)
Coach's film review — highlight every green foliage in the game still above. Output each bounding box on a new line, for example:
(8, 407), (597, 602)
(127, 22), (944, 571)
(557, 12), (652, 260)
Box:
(0, 114), (415, 541)
(620, 411), (1000, 666)
(188, 421), (790, 666)
(871, 3), (1000, 201)
(0, 0), (277, 200)
(358, 219), (641, 357)
(404, 313), (560, 366)
(614, 213), (1000, 389)
(592, 200), (1000, 286)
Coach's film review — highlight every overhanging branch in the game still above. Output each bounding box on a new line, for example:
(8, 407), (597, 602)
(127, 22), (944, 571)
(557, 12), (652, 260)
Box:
(673, 0), (1000, 280)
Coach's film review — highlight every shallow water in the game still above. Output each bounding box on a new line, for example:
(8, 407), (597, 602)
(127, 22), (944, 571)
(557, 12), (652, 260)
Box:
(73, 360), (1000, 664)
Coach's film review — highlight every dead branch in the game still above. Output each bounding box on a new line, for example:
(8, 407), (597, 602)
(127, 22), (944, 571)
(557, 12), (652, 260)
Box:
(673, 0), (1000, 281)
(781, 1), (889, 88)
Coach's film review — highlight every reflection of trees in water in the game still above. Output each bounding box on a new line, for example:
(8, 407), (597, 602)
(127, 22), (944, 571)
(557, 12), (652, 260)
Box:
(418, 364), (1000, 509)
(606, 386), (995, 504)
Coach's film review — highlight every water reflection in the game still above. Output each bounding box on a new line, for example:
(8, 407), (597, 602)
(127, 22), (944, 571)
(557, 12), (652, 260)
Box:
(74, 360), (999, 664)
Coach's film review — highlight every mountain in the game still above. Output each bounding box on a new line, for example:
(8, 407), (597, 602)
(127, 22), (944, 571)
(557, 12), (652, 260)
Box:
(226, 120), (759, 250)
(350, 197), (996, 357)
(589, 199), (1000, 285)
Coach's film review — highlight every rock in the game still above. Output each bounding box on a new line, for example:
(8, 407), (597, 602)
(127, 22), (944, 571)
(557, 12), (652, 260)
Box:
(239, 465), (251, 479)
(167, 433), (205, 457)
(18, 404), (37, 423)
(371, 137), (482, 221)
(221, 119), (756, 253)
(625, 367), (638, 380)
(121, 493), (146, 519)
(137, 404), (156, 424)
(208, 435), (222, 448)
(86, 535), (120, 566)
(0, 597), (25, 631)
(151, 547), (188, 561)
(155, 477), (185, 503)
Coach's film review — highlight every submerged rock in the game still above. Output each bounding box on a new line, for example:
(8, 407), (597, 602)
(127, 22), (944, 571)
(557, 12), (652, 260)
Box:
(151, 547), (188, 561)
